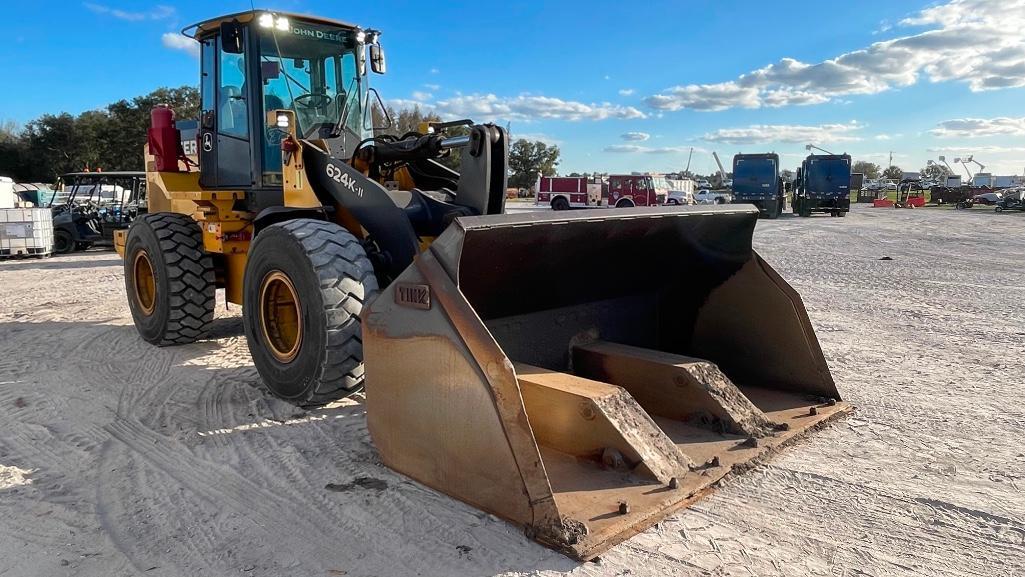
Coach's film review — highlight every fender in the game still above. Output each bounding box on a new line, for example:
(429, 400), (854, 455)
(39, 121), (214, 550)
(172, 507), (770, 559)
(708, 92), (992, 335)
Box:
(252, 205), (329, 235)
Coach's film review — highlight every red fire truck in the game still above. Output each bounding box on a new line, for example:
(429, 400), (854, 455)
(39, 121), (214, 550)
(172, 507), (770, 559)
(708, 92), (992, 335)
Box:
(607, 174), (669, 208)
(535, 176), (602, 210)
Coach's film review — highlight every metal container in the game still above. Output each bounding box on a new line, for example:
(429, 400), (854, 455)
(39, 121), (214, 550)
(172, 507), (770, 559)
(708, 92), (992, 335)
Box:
(0, 208), (54, 257)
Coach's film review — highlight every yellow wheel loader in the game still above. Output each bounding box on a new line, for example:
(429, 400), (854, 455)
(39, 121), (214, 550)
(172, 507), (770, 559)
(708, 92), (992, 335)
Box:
(118, 9), (852, 560)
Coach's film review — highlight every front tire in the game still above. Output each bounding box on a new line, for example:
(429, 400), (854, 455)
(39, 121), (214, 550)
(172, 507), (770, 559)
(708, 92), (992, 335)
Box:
(243, 219), (378, 406)
(124, 213), (216, 345)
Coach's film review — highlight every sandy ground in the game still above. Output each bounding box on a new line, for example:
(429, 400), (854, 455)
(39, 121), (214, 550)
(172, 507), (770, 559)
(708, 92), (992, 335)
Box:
(1, 205), (1023, 577)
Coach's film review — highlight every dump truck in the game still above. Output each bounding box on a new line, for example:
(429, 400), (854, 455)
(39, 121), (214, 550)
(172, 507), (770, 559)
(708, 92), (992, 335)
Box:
(793, 153), (852, 217)
(118, 9), (851, 560)
(731, 153), (784, 218)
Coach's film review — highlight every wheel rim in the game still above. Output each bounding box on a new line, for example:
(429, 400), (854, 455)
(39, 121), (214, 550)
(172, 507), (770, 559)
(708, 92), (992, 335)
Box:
(132, 250), (157, 315)
(259, 271), (303, 363)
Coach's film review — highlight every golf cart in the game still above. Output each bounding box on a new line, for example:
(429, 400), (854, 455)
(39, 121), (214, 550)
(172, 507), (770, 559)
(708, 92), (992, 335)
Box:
(51, 172), (146, 254)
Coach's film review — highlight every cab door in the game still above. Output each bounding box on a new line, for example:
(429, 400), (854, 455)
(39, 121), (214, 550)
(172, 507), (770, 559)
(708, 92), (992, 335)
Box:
(198, 29), (253, 189)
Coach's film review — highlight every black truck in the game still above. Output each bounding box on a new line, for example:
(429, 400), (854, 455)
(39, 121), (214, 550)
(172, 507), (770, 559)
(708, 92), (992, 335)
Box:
(731, 153), (785, 218)
(793, 154), (851, 217)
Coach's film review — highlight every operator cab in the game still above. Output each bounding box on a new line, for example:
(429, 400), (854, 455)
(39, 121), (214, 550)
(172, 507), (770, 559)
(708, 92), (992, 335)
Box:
(185, 10), (385, 199)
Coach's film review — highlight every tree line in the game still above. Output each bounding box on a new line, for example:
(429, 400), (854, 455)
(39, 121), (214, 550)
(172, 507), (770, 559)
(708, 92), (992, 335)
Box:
(0, 87), (199, 182)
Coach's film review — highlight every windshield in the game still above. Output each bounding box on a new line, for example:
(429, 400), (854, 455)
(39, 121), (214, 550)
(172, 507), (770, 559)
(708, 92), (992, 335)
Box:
(733, 158), (777, 195)
(258, 21), (367, 181)
(807, 158), (851, 194)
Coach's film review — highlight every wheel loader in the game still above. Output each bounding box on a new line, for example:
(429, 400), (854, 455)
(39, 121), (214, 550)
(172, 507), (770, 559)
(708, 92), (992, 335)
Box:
(118, 10), (852, 560)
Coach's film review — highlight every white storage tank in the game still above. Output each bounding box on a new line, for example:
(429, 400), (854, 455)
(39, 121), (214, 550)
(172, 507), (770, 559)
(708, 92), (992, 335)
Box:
(0, 176), (15, 209)
(0, 208), (54, 258)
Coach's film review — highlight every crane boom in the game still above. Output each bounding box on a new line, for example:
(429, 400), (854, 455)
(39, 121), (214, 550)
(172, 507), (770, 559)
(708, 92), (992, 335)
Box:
(684, 147), (694, 175)
(954, 157), (974, 181)
(712, 151), (726, 185)
(938, 156), (956, 175)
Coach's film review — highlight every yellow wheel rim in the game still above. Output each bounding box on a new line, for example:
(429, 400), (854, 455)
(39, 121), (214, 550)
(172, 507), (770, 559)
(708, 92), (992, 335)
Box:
(133, 250), (157, 316)
(259, 271), (303, 363)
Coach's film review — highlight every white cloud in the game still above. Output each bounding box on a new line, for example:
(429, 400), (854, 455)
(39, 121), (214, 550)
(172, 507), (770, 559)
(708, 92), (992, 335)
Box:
(618, 88), (635, 96)
(429, 94), (647, 122)
(645, 0), (1025, 111)
(85, 2), (174, 21)
(423, 83), (441, 91)
(702, 121), (864, 145)
(927, 144), (1025, 153)
(604, 144), (695, 154)
(429, 68), (440, 75)
(162, 33), (199, 57)
(930, 116), (1025, 138)
(411, 91), (433, 102)
(511, 132), (562, 145)
(621, 132), (650, 141)
(385, 98), (429, 110)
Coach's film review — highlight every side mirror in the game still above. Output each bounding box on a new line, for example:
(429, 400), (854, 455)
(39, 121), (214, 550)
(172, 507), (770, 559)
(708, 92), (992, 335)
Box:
(220, 21), (244, 54)
(370, 44), (387, 74)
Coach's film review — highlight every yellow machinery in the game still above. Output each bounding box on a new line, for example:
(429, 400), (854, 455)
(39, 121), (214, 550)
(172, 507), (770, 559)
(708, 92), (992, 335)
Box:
(119, 10), (851, 560)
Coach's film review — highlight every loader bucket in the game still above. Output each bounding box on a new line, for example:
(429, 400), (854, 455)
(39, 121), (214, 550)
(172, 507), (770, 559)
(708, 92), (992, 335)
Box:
(363, 205), (851, 560)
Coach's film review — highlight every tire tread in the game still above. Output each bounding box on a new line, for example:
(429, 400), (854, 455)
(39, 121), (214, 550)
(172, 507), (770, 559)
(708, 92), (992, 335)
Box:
(138, 213), (216, 345)
(268, 219), (378, 406)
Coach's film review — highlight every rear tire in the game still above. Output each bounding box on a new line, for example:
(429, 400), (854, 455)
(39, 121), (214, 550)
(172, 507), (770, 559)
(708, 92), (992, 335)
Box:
(838, 211), (847, 218)
(667, 199), (679, 206)
(242, 219), (379, 406)
(54, 230), (74, 254)
(124, 213), (216, 345)
(615, 199), (634, 208)
(551, 197), (570, 211)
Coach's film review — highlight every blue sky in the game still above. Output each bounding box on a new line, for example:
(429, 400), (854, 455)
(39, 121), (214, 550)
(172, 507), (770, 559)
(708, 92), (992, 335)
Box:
(4, 0), (1024, 175)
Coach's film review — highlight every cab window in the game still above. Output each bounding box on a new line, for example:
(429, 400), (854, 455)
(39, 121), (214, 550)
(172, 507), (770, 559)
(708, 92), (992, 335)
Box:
(218, 39), (249, 139)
